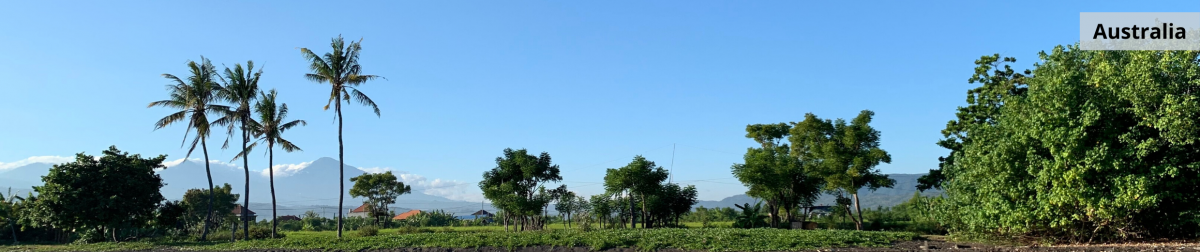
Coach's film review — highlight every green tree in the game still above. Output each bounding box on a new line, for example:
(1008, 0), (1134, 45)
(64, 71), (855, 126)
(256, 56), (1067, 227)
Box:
(232, 89), (306, 238)
(589, 194), (614, 229)
(181, 184), (240, 233)
(604, 156), (669, 228)
(349, 171), (412, 227)
(733, 123), (824, 227)
(732, 202), (768, 228)
(300, 35), (384, 238)
(918, 54), (1030, 192)
(553, 191), (578, 228)
(148, 56), (226, 240)
(790, 111), (893, 230)
(218, 60), (262, 240)
(936, 46), (1200, 240)
(479, 148), (563, 231)
(1, 188), (24, 245)
(29, 146), (167, 242)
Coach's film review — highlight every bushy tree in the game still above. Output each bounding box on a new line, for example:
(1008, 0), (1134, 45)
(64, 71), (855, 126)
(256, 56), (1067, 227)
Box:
(790, 111), (894, 230)
(479, 148), (563, 231)
(733, 123), (824, 227)
(934, 46), (1200, 241)
(604, 156), (669, 228)
(27, 146), (167, 242)
(181, 184), (239, 233)
(349, 171), (412, 227)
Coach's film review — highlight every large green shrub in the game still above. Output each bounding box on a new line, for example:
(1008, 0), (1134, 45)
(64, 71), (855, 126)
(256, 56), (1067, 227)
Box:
(932, 46), (1200, 241)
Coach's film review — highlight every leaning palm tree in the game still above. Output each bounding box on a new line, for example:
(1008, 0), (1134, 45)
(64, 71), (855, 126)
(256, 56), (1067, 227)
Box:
(233, 89), (306, 238)
(300, 35), (383, 238)
(217, 61), (261, 240)
(148, 56), (226, 241)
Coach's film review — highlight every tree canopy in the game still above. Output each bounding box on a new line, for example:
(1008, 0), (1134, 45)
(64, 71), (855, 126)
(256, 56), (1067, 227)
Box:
(479, 148), (563, 231)
(932, 46), (1200, 241)
(349, 171), (412, 226)
(26, 146), (167, 242)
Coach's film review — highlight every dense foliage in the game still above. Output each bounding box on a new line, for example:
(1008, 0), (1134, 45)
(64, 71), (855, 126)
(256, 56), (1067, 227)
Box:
(349, 171), (412, 226)
(930, 46), (1200, 241)
(602, 156), (699, 229)
(733, 123), (824, 227)
(479, 148), (564, 231)
(21, 147), (167, 243)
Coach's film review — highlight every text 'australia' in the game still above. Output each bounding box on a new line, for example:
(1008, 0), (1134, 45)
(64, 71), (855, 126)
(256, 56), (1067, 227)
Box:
(1094, 23), (1186, 39)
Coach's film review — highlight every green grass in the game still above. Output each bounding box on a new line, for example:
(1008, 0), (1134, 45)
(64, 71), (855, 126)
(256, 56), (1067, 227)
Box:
(2, 228), (918, 252)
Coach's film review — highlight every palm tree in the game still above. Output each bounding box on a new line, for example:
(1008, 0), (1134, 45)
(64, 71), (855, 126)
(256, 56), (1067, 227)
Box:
(300, 35), (383, 238)
(233, 89), (306, 238)
(148, 56), (227, 241)
(218, 61), (261, 240)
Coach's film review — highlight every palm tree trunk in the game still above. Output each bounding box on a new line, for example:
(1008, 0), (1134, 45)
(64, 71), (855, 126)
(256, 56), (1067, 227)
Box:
(269, 145), (277, 238)
(201, 137), (214, 241)
(336, 100), (345, 238)
(241, 120), (250, 240)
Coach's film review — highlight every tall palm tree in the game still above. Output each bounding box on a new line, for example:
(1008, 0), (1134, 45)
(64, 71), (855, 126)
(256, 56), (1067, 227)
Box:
(233, 89), (306, 238)
(148, 56), (226, 241)
(300, 35), (383, 238)
(217, 61), (261, 240)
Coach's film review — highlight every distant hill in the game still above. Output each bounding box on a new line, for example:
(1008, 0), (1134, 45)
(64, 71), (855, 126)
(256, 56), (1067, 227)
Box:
(0, 157), (494, 220)
(696, 173), (941, 209)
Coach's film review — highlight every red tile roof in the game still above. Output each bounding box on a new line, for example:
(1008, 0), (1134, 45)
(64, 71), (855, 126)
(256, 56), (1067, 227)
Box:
(392, 210), (422, 220)
(350, 203), (370, 213)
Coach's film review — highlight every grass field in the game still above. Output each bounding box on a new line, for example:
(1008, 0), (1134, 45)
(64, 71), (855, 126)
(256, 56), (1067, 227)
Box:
(2, 227), (919, 252)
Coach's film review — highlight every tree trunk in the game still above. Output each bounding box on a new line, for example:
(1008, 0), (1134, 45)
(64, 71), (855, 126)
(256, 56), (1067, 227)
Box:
(853, 193), (863, 230)
(9, 218), (18, 245)
(110, 226), (118, 243)
(628, 191), (636, 229)
(640, 193), (647, 228)
(201, 137), (213, 241)
(269, 145), (277, 238)
(231, 221), (237, 242)
(336, 100), (345, 238)
(241, 119), (250, 241)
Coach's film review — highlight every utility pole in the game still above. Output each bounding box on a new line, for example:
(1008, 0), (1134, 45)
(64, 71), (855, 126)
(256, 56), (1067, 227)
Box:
(669, 143), (676, 184)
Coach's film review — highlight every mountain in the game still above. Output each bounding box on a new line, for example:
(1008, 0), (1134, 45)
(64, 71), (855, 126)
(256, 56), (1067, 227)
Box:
(695, 173), (941, 209)
(0, 157), (493, 220)
(0, 162), (53, 195)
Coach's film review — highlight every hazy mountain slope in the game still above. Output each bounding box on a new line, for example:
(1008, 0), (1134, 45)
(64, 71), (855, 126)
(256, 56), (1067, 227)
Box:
(696, 173), (941, 209)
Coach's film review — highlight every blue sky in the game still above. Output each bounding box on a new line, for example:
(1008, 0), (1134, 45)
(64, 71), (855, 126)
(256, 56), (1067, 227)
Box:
(1, 1), (1195, 201)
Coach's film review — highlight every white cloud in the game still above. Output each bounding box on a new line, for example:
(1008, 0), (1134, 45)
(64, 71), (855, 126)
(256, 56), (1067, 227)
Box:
(363, 168), (483, 202)
(0, 156), (74, 171)
(162, 158), (242, 171)
(358, 167), (393, 174)
(259, 161), (313, 177)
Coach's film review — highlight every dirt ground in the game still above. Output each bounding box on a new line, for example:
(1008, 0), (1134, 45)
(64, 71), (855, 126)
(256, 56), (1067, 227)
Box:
(87, 237), (1200, 252)
(106, 242), (1200, 252)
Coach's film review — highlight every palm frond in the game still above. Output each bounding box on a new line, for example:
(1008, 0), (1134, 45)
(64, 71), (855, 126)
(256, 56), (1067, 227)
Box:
(348, 87), (381, 116)
(279, 119), (306, 132)
(153, 110), (189, 130)
(230, 142), (259, 162)
(277, 138), (302, 152)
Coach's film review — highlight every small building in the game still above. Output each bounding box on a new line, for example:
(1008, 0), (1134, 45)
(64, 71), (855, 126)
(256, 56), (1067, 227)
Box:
(348, 203), (371, 218)
(469, 210), (494, 219)
(392, 209), (422, 220)
(231, 204), (257, 221)
(277, 215), (302, 222)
